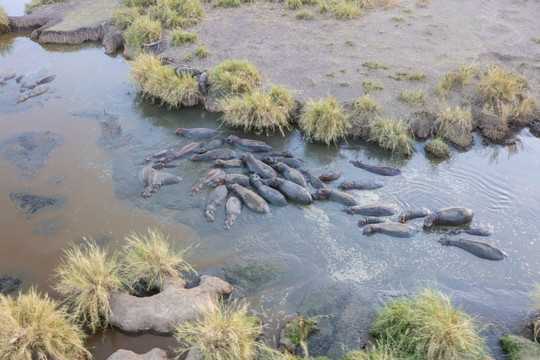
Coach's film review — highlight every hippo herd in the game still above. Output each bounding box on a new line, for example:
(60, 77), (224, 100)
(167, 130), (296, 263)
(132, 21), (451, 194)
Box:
(140, 128), (507, 262)
(0, 68), (54, 103)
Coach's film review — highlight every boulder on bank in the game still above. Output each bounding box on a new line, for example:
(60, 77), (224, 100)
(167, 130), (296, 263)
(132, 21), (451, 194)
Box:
(106, 348), (167, 360)
(500, 334), (540, 359)
(109, 275), (233, 334)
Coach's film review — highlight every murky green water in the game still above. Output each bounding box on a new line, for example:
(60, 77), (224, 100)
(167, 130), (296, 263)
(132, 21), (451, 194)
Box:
(1, 33), (540, 359)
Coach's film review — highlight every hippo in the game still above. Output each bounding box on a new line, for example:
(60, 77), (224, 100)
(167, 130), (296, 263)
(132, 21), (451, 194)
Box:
(224, 196), (242, 230)
(448, 227), (493, 237)
(362, 222), (419, 238)
(227, 183), (270, 214)
(197, 139), (224, 154)
(423, 206), (474, 229)
(242, 153), (277, 179)
(153, 161), (181, 170)
(273, 162), (307, 187)
(266, 151), (293, 158)
(205, 186), (229, 222)
(347, 204), (399, 216)
(139, 166), (161, 198)
(261, 178), (312, 205)
(28, 74), (56, 89)
(357, 217), (388, 227)
(175, 127), (218, 139)
(17, 85), (48, 103)
(398, 207), (431, 223)
(312, 189), (359, 206)
(226, 135), (273, 152)
(1, 71), (16, 84)
(301, 169), (326, 189)
(198, 72), (209, 95)
(250, 174), (288, 207)
(319, 170), (341, 181)
(338, 180), (384, 190)
(175, 65), (202, 77)
(211, 159), (245, 169)
(190, 169), (225, 196)
(261, 155), (305, 169)
(209, 174), (250, 188)
(145, 149), (171, 163)
(162, 142), (201, 163)
(349, 160), (401, 176)
(190, 149), (238, 162)
(438, 236), (507, 261)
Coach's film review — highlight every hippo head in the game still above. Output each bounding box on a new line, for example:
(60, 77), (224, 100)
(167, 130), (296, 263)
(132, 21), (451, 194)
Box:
(152, 163), (165, 170)
(273, 162), (286, 172)
(339, 182), (349, 190)
(212, 160), (224, 168)
(281, 151), (293, 158)
(209, 177), (225, 187)
(312, 189), (331, 200)
(225, 135), (237, 143)
(249, 173), (261, 183)
(362, 226), (374, 235)
(261, 155), (274, 165)
(175, 128), (185, 135)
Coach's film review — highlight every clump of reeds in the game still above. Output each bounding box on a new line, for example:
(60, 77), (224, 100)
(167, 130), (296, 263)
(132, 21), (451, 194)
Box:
(123, 229), (195, 292)
(211, 59), (263, 95)
(331, 1), (363, 20)
(129, 53), (201, 108)
(53, 240), (124, 333)
(370, 288), (489, 360)
(368, 117), (415, 155)
(123, 15), (162, 49)
(296, 9), (315, 19)
(283, 316), (318, 347)
(0, 287), (90, 360)
(0, 6), (10, 34)
(287, 0), (303, 10)
(112, 7), (145, 30)
(170, 28), (198, 46)
(434, 105), (473, 147)
(434, 65), (474, 98)
(219, 86), (296, 136)
(299, 95), (350, 145)
(478, 65), (528, 105)
(425, 138), (450, 158)
(398, 89), (426, 106)
(353, 94), (379, 115)
(149, 0), (204, 27)
(340, 342), (397, 360)
(195, 44), (211, 58)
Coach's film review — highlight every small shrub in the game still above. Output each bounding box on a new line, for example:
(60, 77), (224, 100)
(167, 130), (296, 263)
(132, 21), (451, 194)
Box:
(434, 105), (472, 147)
(362, 61), (389, 70)
(124, 15), (162, 50)
(425, 138), (450, 158)
(149, 0), (204, 26)
(434, 65), (474, 98)
(215, 0), (242, 7)
(170, 28), (198, 46)
(331, 1), (363, 20)
(195, 44), (211, 58)
(339, 82), (350, 87)
(389, 72), (425, 81)
(478, 65), (528, 105)
(508, 95), (536, 127)
(296, 9), (315, 19)
(398, 89), (425, 106)
(219, 86), (296, 136)
(363, 80), (384, 92)
(0, 6), (10, 34)
(346, 40), (356, 46)
(353, 94), (379, 114)
(392, 15), (404, 22)
(211, 59), (263, 95)
(184, 53), (193, 62)
(0, 288), (90, 360)
(532, 38), (540, 44)
(357, 0), (375, 9)
(287, 0), (303, 10)
(299, 95), (350, 145)
(368, 117), (414, 155)
(124, 0), (156, 7)
(370, 288), (489, 360)
(283, 317), (318, 345)
(326, 72), (335, 77)
(112, 7), (145, 30)
(54, 240), (124, 333)
(317, 0), (330, 13)
(123, 229), (196, 292)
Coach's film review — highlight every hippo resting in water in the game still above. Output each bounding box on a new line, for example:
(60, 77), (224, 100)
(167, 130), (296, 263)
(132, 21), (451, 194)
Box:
(362, 222), (419, 238)
(423, 206), (474, 229)
(439, 236), (507, 261)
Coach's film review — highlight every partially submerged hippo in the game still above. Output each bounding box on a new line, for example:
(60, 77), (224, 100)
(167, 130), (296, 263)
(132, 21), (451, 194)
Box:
(362, 222), (419, 238)
(274, 162), (307, 187)
(224, 196), (242, 230)
(339, 179), (384, 190)
(205, 185), (228, 222)
(227, 183), (270, 214)
(226, 135), (272, 152)
(347, 203), (399, 216)
(439, 236), (507, 261)
(312, 188), (359, 206)
(242, 153), (277, 179)
(250, 174), (288, 207)
(349, 160), (401, 176)
(423, 206), (474, 229)
(190, 148), (238, 162)
(176, 127), (218, 139)
(398, 207), (431, 223)
(262, 178), (313, 205)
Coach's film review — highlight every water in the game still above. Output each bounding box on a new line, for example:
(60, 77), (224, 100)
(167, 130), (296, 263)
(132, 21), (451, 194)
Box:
(1, 34), (540, 359)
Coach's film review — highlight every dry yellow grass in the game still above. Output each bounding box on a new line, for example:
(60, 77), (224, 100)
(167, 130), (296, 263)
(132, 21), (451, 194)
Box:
(0, 6), (10, 34)
(478, 65), (528, 105)
(368, 117), (415, 155)
(211, 59), (263, 95)
(434, 105), (473, 147)
(299, 95), (350, 145)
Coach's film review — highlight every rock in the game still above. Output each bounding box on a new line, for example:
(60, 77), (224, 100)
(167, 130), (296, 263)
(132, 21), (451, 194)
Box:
(33, 216), (67, 235)
(204, 92), (223, 113)
(184, 348), (202, 360)
(500, 334), (540, 359)
(0, 275), (22, 295)
(109, 275), (233, 334)
(106, 348), (168, 360)
(10, 192), (66, 218)
(103, 28), (124, 54)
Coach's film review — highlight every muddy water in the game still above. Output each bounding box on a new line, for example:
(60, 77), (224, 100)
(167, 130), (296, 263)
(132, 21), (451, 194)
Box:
(1, 34), (540, 359)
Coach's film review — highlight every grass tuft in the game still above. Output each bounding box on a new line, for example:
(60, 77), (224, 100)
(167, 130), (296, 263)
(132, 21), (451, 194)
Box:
(124, 15), (162, 50)
(287, 0), (303, 10)
(170, 28), (198, 46)
(425, 138), (450, 158)
(299, 95), (350, 145)
(353, 94), (379, 114)
(478, 65), (528, 105)
(434, 105), (473, 147)
(283, 316), (318, 345)
(368, 117), (414, 155)
(123, 229), (196, 292)
(331, 1), (363, 20)
(377, 0), (397, 7)
(53, 240), (124, 333)
(149, 0), (204, 27)
(362, 61), (389, 70)
(214, 0), (242, 8)
(340, 342), (397, 359)
(124, 0), (156, 6)
(211, 59), (263, 95)
(0, 6), (10, 34)
(389, 72), (425, 81)
(0, 287), (90, 360)
(129, 53), (201, 108)
(532, 37), (540, 44)
(398, 89), (425, 106)
(219, 86), (296, 136)
(434, 65), (474, 98)
(363, 80), (384, 93)
(296, 9), (315, 19)
(370, 288), (489, 360)
(195, 44), (211, 58)
(112, 7), (145, 30)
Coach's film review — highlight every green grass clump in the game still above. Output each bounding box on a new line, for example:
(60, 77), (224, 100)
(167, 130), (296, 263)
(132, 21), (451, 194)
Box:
(500, 335), (540, 360)
(25, 0), (66, 13)
(0, 288), (90, 360)
(368, 117), (414, 155)
(398, 89), (425, 106)
(112, 7), (145, 30)
(340, 342), (397, 359)
(389, 72), (425, 81)
(53, 240), (124, 333)
(425, 138), (450, 158)
(296, 9), (315, 19)
(434, 65), (474, 98)
(416, 0), (429, 7)
(353, 94), (379, 114)
(123, 229), (196, 292)
(434, 105), (472, 147)
(195, 44), (211, 58)
(362, 61), (389, 70)
(287, 0), (303, 10)
(123, 15), (162, 50)
(211, 59), (263, 95)
(129, 53), (201, 108)
(363, 80), (384, 92)
(149, 0), (204, 27)
(174, 300), (269, 360)
(219, 86), (296, 136)
(283, 316), (318, 345)
(0, 6), (10, 34)
(124, 0), (156, 7)
(299, 95), (350, 145)
(214, 0), (242, 8)
(170, 28), (198, 46)
(478, 65), (528, 105)
(331, 1), (363, 20)
(370, 288), (489, 360)
(532, 38), (540, 44)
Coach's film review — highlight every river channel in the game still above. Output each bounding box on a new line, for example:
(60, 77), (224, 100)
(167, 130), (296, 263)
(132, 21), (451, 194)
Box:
(1, 20), (540, 360)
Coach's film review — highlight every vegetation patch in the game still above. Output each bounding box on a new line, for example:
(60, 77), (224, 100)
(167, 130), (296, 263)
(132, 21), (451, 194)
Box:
(370, 288), (489, 360)
(211, 59), (263, 95)
(0, 287), (90, 360)
(296, 9), (315, 19)
(389, 71), (425, 81)
(532, 37), (540, 44)
(425, 138), (450, 158)
(148, 0), (205, 27)
(353, 94), (379, 115)
(287, 0), (303, 10)
(331, 1), (363, 20)
(434, 105), (473, 147)
(299, 95), (351, 145)
(363, 80), (384, 93)
(213, 0), (253, 8)
(478, 65), (528, 105)
(25, 0), (67, 13)
(124, 0), (157, 7)
(416, 0), (429, 7)
(170, 28), (198, 46)
(368, 117), (415, 155)
(0, 6), (10, 34)
(53, 240), (124, 333)
(500, 335), (540, 360)
(195, 44), (211, 58)
(398, 89), (425, 106)
(129, 53), (201, 108)
(124, 15), (162, 50)
(340, 342), (397, 359)
(283, 316), (319, 346)
(362, 61), (389, 70)
(112, 7), (145, 30)
(434, 65), (474, 98)
(220, 86), (296, 136)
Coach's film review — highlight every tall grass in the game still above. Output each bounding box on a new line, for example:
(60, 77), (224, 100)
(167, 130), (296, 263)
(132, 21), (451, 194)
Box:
(434, 65), (474, 98)
(398, 89), (425, 106)
(425, 138), (450, 158)
(299, 95), (350, 145)
(123, 15), (162, 49)
(54, 240), (124, 333)
(340, 342), (397, 360)
(123, 229), (195, 292)
(219, 86), (296, 136)
(0, 6), (9, 34)
(353, 94), (379, 115)
(170, 28), (198, 46)
(211, 59), (263, 95)
(0, 288), (90, 360)
(478, 65), (528, 105)
(149, 0), (204, 27)
(112, 7), (145, 30)
(370, 288), (489, 360)
(331, 1), (363, 20)
(368, 117), (414, 155)
(129, 53), (201, 108)
(434, 105), (473, 147)
(124, 0), (157, 6)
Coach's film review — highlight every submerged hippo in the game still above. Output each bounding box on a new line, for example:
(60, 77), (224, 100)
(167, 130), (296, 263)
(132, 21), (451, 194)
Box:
(162, 142), (201, 163)
(274, 162), (307, 187)
(205, 185), (228, 222)
(448, 227), (493, 237)
(261, 155), (305, 169)
(350, 160), (401, 176)
(17, 85), (49, 103)
(227, 183), (270, 214)
(301, 169), (326, 189)
(439, 236), (507, 261)
(138, 166), (181, 198)
(209, 174), (250, 188)
(362, 222), (419, 238)
(28, 74), (56, 89)
(398, 207), (431, 223)
(224, 196), (242, 230)
(250, 173), (287, 207)
(197, 139), (224, 154)
(312, 189), (359, 206)
(190, 168), (225, 196)
(319, 170), (341, 181)
(1, 71), (16, 84)
(357, 217), (388, 227)
(347, 204), (399, 216)
(261, 178), (312, 205)
(175, 127), (218, 139)
(423, 206), (474, 229)
(211, 158), (245, 169)
(338, 180), (384, 190)
(242, 153), (277, 179)
(226, 135), (272, 152)
(190, 148), (238, 162)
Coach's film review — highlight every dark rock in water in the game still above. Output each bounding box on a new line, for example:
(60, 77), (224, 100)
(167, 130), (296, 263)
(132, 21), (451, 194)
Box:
(33, 216), (66, 235)
(1, 131), (63, 178)
(0, 275), (21, 295)
(10, 192), (66, 218)
(71, 111), (131, 150)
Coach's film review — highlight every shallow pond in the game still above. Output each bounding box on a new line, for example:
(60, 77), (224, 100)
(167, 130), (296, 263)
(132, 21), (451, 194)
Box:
(1, 33), (540, 359)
